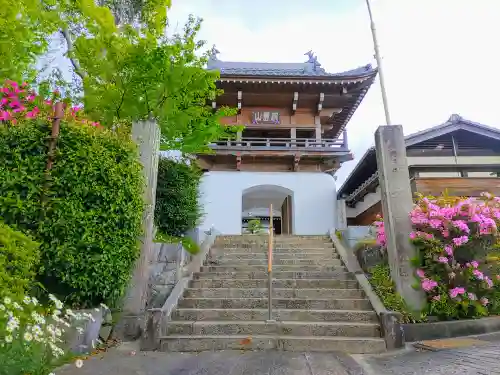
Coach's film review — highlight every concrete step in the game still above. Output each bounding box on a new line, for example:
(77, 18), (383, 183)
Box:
(172, 308), (378, 322)
(200, 265), (347, 272)
(166, 320), (381, 337)
(206, 258), (342, 266)
(193, 271), (354, 280)
(210, 252), (339, 260)
(159, 334), (385, 353)
(184, 288), (365, 299)
(215, 243), (333, 249)
(190, 278), (360, 289)
(210, 245), (336, 254)
(177, 298), (372, 310)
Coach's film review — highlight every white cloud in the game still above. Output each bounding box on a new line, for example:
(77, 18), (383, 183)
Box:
(168, 0), (500, 185)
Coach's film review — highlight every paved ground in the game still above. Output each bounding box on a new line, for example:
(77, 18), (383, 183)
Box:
(57, 334), (500, 375)
(57, 345), (365, 375)
(356, 332), (500, 375)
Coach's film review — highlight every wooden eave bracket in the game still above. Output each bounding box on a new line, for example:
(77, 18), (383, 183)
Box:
(236, 153), (242, 171)
(317, 92), (324, 114)
(292, 92), (299, 114)
(237, 91), (242, 114)
(293, 153), (301, 171)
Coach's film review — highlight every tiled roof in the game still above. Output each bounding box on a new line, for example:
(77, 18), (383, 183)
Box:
(207, 59), (376, 78)
(336, 114), (500, 199)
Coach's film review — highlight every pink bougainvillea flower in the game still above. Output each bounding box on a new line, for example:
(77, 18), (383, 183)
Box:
(480, 297), (489, 306)
(452, 235), (469, 247)
(472, 269), (484, 280)
(432, 295), (441, 301)
(409, 231), (417, 240)
(26, 94), (36, 102)
(442, 229), (450, 238)
(421, 278), (438, 291)
(470, 261), (479, 268)
(416, 269), (425, 278)
(438, 256), (448, 264)
(0, 110), (12, 121)
(468, 293), (477, 300)
(449, 287), (466, 298)
(444, 245), (453, 256)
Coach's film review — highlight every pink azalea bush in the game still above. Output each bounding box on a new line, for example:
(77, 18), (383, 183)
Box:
(374, 193), (500, 320)
(0, 80), (101, 128)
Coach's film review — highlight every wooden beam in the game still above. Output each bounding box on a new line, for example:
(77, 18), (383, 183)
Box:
(292, 92), (298, 114)
(319, 108), (342, 117)
(236, 153), (242, 170)
(317, 92), (324, 113)
(293, 154), (301, 171)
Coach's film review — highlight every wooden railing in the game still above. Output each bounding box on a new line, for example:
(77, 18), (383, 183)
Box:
(210, 137), (347, 150)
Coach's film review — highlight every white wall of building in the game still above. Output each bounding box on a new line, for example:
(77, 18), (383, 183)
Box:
(199, 171), (337, 235)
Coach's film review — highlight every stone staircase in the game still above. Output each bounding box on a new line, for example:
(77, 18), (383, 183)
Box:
(159, 235), (386, 353)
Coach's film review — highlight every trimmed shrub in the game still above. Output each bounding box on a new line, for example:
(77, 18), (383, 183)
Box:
(0, 221), (40, 297)
(155, 157), (203, 238)
(0, 82), (144, 308)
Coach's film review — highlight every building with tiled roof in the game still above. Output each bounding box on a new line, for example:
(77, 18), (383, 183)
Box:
(336, 114), (500, 227)
(197, 49), (378, 235)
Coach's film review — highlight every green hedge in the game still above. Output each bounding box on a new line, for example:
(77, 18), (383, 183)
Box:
(155, 157), (203, 238)
(368, 264), (425, 323)
(0, 221), (40, 297)
(0, 120), (144, 308)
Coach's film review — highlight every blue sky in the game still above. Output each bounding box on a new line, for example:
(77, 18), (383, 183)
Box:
(49, 0), (500, 185)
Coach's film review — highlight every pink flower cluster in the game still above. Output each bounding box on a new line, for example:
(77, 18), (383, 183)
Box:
(0, 80), (101, 128)
(374, 194), (500, 315)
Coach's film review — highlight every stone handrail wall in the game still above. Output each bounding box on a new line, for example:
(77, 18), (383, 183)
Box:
(329, 229), (404, 350)
(141, 227), (219, 350)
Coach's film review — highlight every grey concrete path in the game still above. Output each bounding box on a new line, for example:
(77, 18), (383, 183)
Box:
(56, 343), (366, 375)
(57, 333), (500, 375)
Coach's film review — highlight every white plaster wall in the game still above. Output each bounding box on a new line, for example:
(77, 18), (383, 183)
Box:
(198, 171), (337, 235)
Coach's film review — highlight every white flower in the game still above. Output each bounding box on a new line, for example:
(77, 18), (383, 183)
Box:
(3, 297), (11, 305)
(12, 302), (22, 310)
(31, 297), (38, 305)
(6, 316), (19, 332)
(4, 335), (13, 343)
(23, 296), (31, 304)
(23, 332), (33, 342)
(0, 304), (5, 311)
(75, 359), (84, 368)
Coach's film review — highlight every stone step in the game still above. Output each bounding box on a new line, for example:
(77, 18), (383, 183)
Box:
(215, 243), (333, 249)
(159, 334), (385, 353)
(210, 252), (339, 260)
(192, 271), (354, 280)
(184, 288), (365, 299)
(200, 265), (347, 272)
(212, 247), (335, 254)
(189, 278), (360, 289)
(172, 308), (378, 322)
(206, 258), (342, 266)
(166, 320), (381, 337)
(177, 297), (372, 310)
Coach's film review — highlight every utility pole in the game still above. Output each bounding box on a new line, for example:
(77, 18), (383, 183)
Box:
(365, 0), (392, 126)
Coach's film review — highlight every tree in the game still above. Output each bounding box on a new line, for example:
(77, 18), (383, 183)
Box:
(1, 0), (237, 153)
